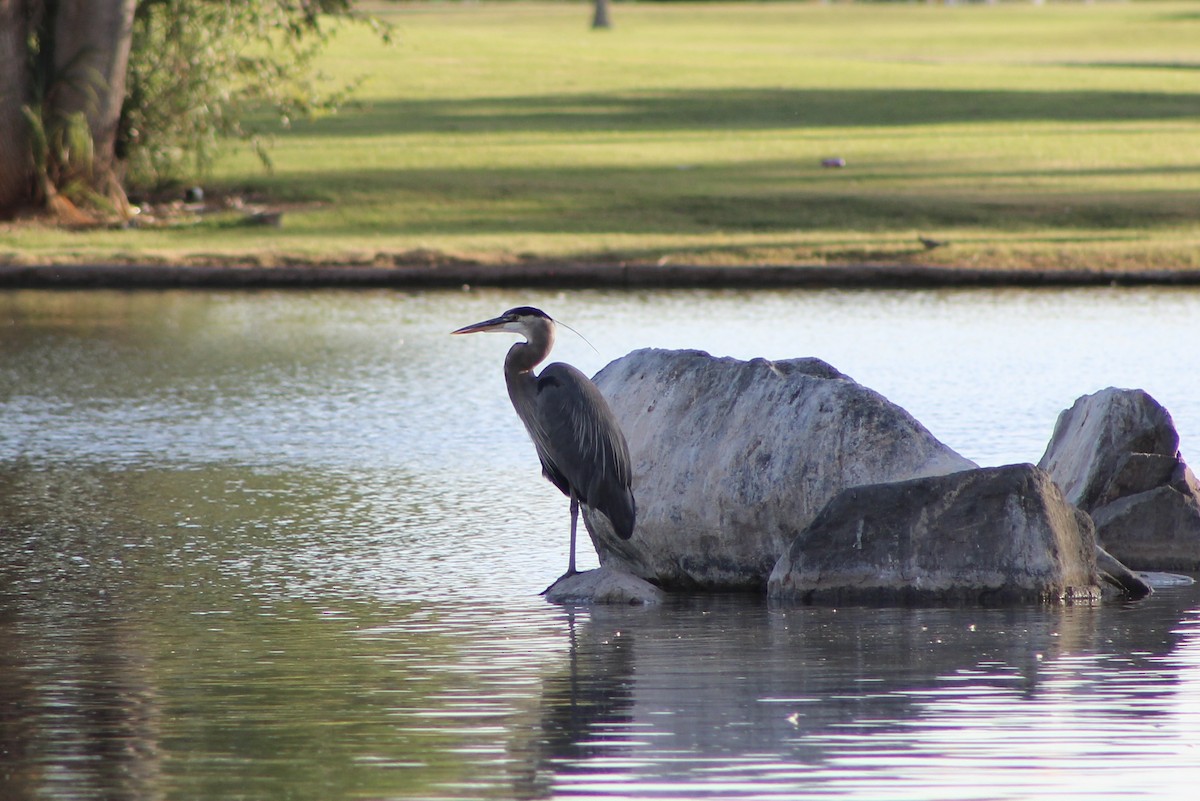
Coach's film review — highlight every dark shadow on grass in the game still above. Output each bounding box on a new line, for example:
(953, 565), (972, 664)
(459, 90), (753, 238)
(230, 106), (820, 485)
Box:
(1066, 61), (1200, 72)
(291, 87), (1200, 138)
(247, 160), (1200, 237)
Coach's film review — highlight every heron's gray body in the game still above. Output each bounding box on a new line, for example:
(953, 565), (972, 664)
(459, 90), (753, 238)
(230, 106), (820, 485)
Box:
(506, 357), (636, 540)
(453, 306), (636, 578)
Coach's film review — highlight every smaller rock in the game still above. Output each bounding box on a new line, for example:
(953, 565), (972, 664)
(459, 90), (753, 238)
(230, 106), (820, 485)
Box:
(1039, 388), (1200, 571)
(542, 567), (665, 605)
(768, 464), (1104, 605)
(1140, 572), (1196, 589)
(1091, 486), (1200, 572)
(1092, 452), (1179, 508)
(1172, 460), (1200, 497)
(1038, 388), (1179, 512)
(1095, 545), (1153, 600)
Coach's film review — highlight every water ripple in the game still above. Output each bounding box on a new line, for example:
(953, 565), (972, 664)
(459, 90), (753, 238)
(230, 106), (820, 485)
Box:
(3, 288), (1200, 801)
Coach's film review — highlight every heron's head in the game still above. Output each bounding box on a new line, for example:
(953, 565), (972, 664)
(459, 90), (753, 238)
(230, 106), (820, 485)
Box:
(451, 306), (555, 341)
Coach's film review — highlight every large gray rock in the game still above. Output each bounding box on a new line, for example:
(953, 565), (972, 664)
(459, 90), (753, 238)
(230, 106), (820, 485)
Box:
(1039, 388), (1200, 571)
(583, 349), (976, 590)
(767, 464), (1122, 605)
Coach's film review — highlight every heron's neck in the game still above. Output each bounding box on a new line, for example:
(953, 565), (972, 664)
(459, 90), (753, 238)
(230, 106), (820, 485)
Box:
(504, 328), (554, 375)
(504, 335), (551, 426)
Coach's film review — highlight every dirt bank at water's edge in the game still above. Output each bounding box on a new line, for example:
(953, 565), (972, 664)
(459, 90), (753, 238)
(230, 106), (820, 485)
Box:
(5, 262), (1200, 290)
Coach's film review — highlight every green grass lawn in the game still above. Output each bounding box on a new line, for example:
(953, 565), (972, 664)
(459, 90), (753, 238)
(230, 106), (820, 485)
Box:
(5, 0), (1200, 271)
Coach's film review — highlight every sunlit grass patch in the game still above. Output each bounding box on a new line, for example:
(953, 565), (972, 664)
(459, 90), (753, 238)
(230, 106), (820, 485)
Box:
(4, 1), (1200, 271)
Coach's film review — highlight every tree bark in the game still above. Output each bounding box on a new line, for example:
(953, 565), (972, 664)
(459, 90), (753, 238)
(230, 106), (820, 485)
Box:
(51, 0), (137, 178)
(591, 0), (612, 30)
(0, 0), (32, 215)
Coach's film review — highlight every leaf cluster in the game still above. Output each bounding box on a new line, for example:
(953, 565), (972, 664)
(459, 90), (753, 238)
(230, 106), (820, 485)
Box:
(119, 0), (387, 191)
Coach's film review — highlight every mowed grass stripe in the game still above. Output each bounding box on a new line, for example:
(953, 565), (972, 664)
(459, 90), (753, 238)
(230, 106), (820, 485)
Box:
(3, 2), (1199, 270)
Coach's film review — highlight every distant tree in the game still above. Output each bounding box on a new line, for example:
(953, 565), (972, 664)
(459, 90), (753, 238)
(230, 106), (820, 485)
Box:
(0, 0), (382, 222)
(592, 0), (612, 30)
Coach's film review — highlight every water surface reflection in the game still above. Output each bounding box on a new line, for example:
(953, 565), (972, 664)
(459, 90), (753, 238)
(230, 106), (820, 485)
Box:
(506, 596), (1200, 799)
(2, 288), (1199, 800)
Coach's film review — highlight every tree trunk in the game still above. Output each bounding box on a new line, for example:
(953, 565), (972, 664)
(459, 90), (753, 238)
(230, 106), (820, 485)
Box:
(0, 0), (32, 216)
(51, 0), (137, 179)
(591, 0), (612, 30)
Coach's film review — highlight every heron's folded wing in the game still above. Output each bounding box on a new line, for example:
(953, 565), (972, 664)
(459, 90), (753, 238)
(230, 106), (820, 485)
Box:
(535, 363), (635, 538)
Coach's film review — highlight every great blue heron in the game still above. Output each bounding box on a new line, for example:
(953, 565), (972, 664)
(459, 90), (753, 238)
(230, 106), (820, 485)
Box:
(452, 306), (636, 580)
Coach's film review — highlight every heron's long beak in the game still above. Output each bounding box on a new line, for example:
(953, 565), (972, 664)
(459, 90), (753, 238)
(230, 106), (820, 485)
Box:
(451, 315), (509, 335)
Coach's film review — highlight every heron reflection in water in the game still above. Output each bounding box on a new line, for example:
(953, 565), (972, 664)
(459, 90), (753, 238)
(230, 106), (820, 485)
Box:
(453, 307), (636, 582)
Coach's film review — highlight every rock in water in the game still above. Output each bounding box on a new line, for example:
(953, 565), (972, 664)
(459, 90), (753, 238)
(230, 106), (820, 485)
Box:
(582, 349), (976, 590)
(1090, 486), (1200, 572)
(1039, 388), (1200, 571)
(1038, 388), (1179, 510)
(767, 464), (1109, 605)
(542, 567), (665, 605)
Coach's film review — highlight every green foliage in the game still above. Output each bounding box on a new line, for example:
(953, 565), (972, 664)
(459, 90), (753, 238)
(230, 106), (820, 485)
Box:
(21, 101), (97, 204)
(20, 105), (50, 182)
(119, 0), (387, 190)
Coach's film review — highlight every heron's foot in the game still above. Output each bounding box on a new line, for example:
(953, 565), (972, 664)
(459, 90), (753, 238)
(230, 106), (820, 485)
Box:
(539, 569), (579, 596)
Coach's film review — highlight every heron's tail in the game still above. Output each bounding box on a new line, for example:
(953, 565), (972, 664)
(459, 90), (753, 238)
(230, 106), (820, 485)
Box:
(602, 488), (636, 540)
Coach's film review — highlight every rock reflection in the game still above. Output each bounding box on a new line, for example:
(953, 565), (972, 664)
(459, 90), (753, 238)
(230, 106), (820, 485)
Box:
(512, 594), (1197, 798)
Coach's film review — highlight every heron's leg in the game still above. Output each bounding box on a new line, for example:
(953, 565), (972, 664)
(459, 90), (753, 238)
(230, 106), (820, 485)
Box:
(541, 493), (581, 595)
(567, 492), (579, 576)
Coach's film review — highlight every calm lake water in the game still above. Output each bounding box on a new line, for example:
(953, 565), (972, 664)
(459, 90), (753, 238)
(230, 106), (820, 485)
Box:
(2, 287), (1199, 801)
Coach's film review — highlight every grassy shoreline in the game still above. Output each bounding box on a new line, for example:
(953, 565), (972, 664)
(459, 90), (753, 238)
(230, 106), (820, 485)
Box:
(4, 2), (1200, 274)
